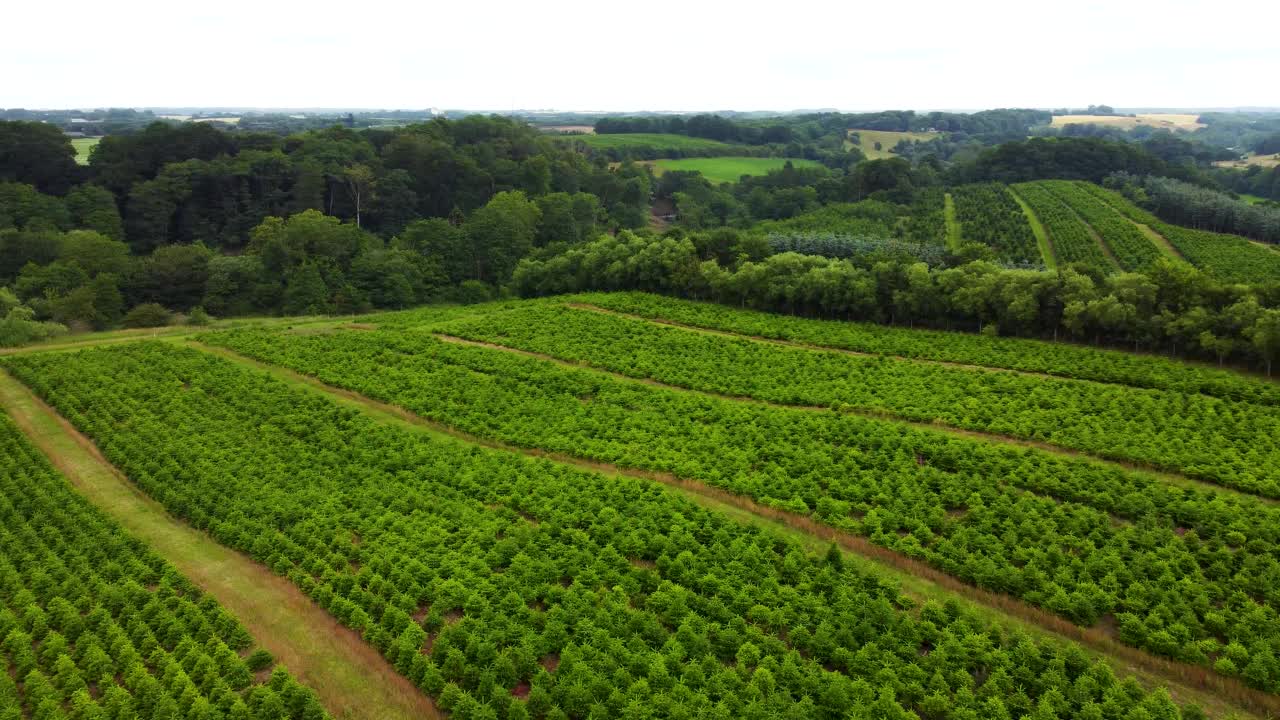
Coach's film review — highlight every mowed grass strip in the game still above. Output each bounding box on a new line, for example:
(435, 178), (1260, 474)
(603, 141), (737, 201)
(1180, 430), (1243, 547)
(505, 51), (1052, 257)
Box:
(1005, 186), (1057, 269)
(71, 136), (100, 165)
(0, 367), (441, 720)
(651, 156), (823, 184)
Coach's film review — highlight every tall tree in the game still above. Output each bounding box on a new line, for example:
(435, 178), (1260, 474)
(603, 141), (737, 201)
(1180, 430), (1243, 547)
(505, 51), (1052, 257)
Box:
(464, 191), (541, 284)
(0, 121), (80, 194)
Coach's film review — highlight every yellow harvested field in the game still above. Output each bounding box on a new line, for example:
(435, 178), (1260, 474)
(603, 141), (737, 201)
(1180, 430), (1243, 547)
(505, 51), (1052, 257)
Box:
(192, 116), (241, 124)
(1050, 114), (1205, 131)
(542, 124), (595, 134)
(1214, 153), (1280, 169)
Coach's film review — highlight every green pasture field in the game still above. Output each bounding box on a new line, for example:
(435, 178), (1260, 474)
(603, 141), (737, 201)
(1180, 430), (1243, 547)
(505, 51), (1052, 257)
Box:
(650, 156), (822, 184)
(71, 136), (100, 165)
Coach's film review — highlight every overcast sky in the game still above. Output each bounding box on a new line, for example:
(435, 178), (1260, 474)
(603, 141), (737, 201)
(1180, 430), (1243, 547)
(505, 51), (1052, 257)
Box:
(5, 0), (1278, 111)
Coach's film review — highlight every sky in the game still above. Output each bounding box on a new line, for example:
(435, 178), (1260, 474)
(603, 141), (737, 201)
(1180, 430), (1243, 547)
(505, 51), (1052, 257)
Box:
(5, 0), (1279, 112)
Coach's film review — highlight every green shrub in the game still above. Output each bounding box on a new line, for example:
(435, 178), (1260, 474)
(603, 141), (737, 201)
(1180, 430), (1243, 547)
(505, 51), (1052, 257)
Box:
(245, 649), (274, 672)
(187, 306), (213, 326)
(122, 303), (173, 328)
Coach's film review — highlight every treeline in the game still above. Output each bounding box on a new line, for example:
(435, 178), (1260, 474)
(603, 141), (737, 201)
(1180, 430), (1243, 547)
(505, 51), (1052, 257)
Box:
(0, 115), (655, 341)
(513, 231), (1280, 374)
(1192, 112), (1280, 154)
(594, 109), (1053, 154)
(0, 116), (651, 250)
(594, 115), (795, 144)
(956, 137), (1194, 185)
(772, 109), (1050, 141)
(0, 107), (161, 136)
(1106, 173), (1280, 243)
(1215, 164), (1280, 203)
(658, 157), (935, 231)
(1254, 133), (1280, 155)
(0, 185), (602, 343)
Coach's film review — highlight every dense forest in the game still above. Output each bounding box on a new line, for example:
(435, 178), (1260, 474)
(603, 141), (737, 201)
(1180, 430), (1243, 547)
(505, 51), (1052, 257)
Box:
(1, 111), (1277, 372)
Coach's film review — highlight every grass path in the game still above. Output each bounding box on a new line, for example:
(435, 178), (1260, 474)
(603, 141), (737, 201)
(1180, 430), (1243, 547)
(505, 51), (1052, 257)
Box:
(1131, 219), (1185, 260)
(1086, 192), (1187, 261)
(1056, 196), (1122, 270)
(0, 315), (356, 357)
(0, 369), (440, 720)
(186, 340), (1271, 720)
(943, 192), (962, 251)
(1008, 186), (1058, 270)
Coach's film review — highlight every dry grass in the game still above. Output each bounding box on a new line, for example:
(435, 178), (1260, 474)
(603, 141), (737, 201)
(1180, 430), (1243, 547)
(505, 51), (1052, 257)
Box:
(1050, 113), (1205, 131)
(0, 370), (441, 720)
(1214, 153), (1280, 169)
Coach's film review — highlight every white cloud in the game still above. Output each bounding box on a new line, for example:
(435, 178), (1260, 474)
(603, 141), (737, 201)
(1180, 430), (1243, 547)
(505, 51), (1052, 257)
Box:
(3, 0), (1277, 110)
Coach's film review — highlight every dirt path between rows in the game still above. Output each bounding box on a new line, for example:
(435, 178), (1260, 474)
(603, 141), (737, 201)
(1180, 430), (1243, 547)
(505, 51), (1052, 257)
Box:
(0, 369), (441, 720)
(189, 341), (1274, 720)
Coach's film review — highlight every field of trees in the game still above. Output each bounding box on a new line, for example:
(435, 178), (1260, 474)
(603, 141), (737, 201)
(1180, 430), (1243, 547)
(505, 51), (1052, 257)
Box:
(3, 104), (1280, 719)
(0, 409), (329, 719)
(0, 318), (1268, 719)
(948, 184), (1043, 266)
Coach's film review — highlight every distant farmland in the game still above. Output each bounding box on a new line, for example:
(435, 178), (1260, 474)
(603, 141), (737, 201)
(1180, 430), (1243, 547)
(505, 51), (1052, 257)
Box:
(71, 137), (100, 165)
(539, 125), (595, 134)
(845, 129), (940, 159)
(563, 133), (736, 153)
(1050, 113), (1206, 131)
(1214, 153), (1280, 170)
(650, 157), (822, 184)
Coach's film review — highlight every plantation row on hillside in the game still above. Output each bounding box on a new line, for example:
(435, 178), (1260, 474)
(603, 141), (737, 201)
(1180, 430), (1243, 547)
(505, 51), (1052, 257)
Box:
(948, 184), (1042, 267)
(573, 293), (1280, 404)
(198, 314), (1280, 681)
(1078, 184), (1280, 284)
(1, 342), (1217, 719)
(0, 412), (328, 720)
(744, 178), (1277, 284)
(427, 303), (1279, 494)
